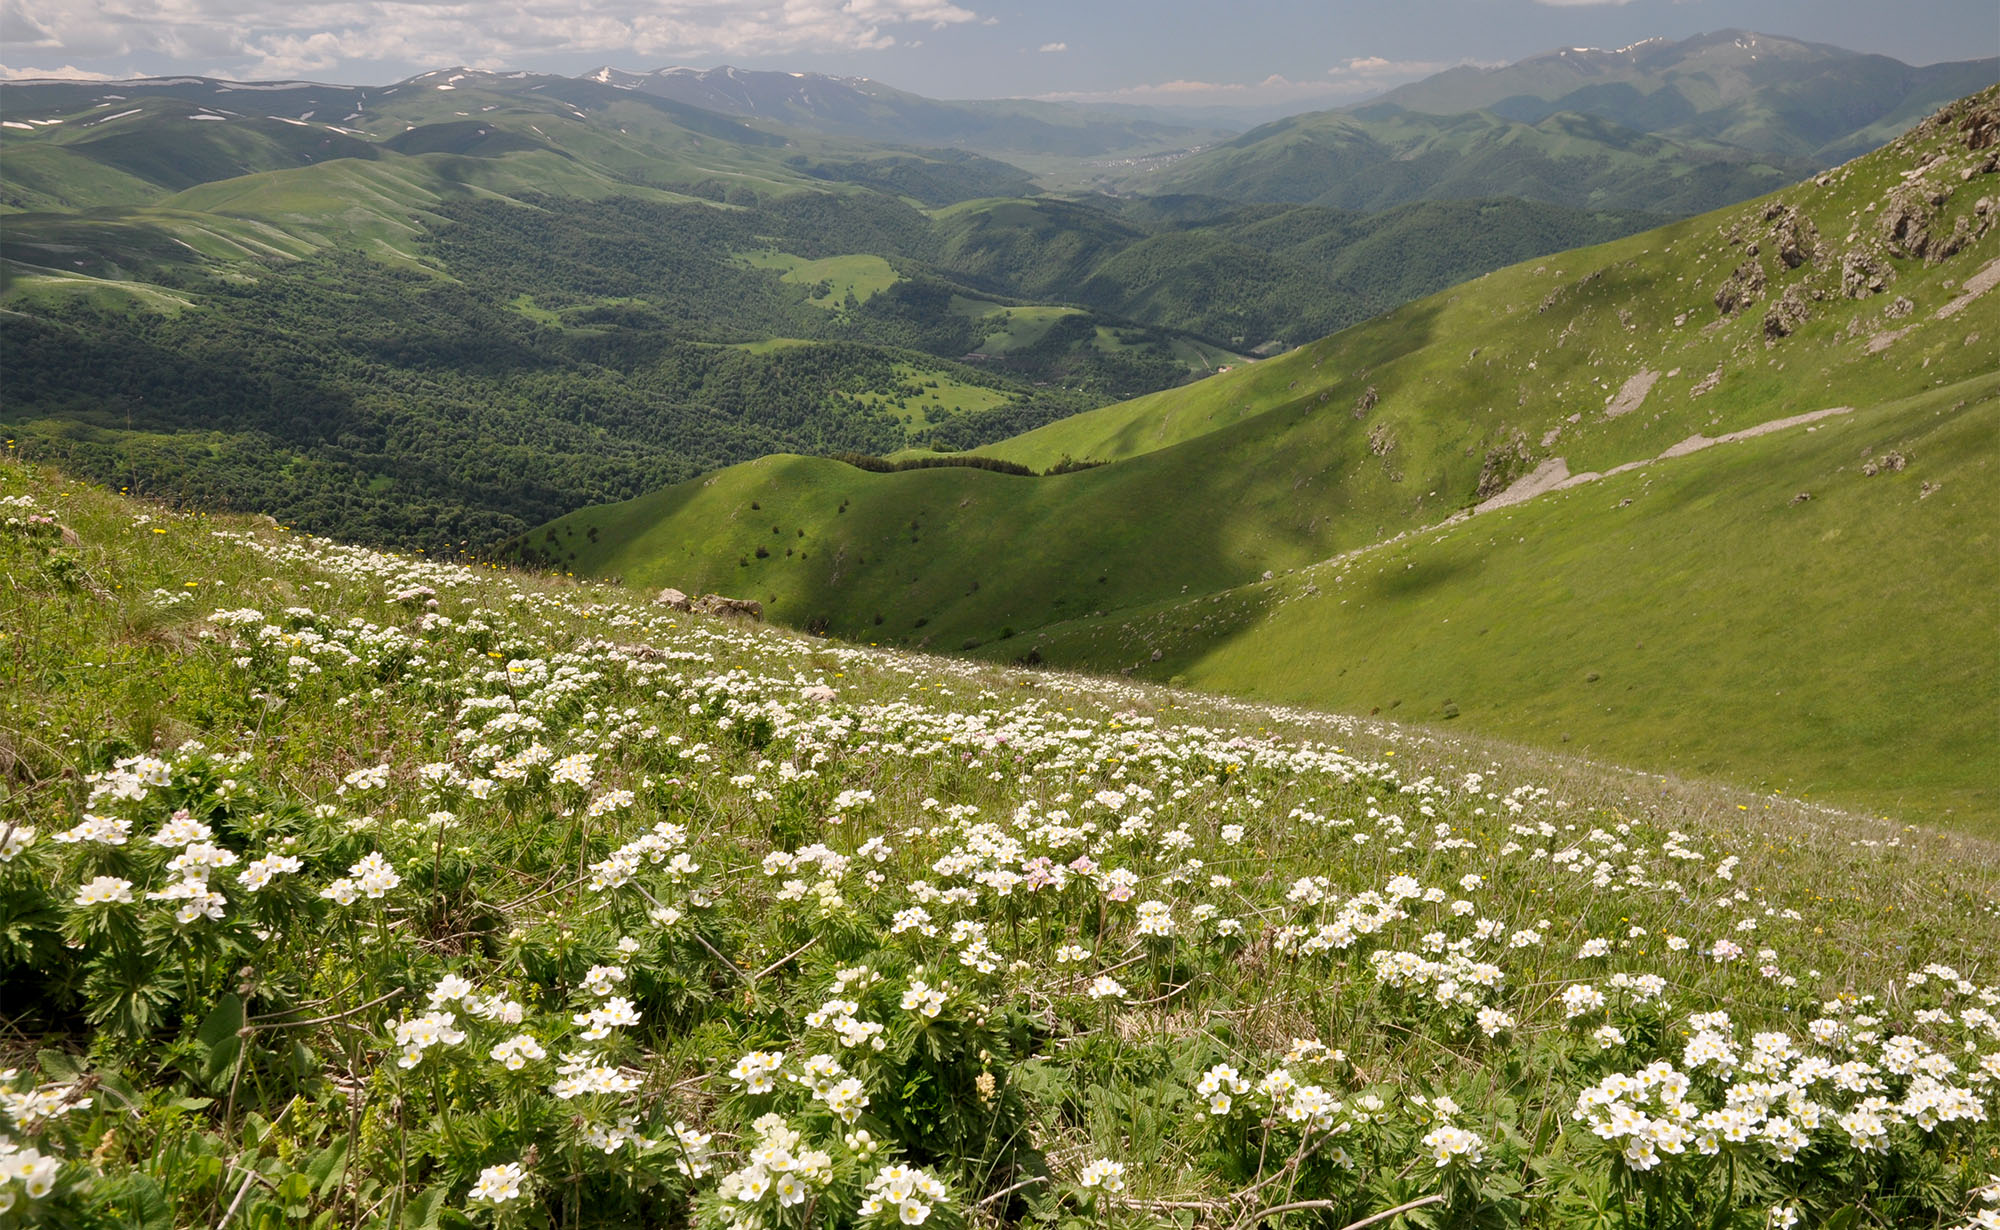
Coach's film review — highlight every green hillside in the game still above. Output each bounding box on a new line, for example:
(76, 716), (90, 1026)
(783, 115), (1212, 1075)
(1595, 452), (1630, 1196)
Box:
(9, 455), (2000, 1228)
(0, 80), (1233, 549)
(3, 64), (1980, 563)
(982, 375), (1998, 827)
(1375, 29), (1999, 163)
(929, 195), (1662, 348)
(0, 70), (1705, 548)
(530, 88), (2000, 828)
(1132, 105), (1812, 214)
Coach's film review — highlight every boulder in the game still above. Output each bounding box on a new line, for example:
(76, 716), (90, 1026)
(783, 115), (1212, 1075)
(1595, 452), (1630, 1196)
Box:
(1762, 283), (1818, 341)
(694, 594), (764, 621)
(1840, 248), (1890, 298)
(1713, 258), (1766, 316)
(1769, 207), (1820, 269)
(654, 587), (692, 611)
(1879, 184), (1936, 258)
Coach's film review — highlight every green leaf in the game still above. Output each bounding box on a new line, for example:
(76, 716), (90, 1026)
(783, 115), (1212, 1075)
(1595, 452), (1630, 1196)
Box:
(36, 1048), (84, 1082)
(197, 993), (246, 1087)
(1820, 1210), (1861, 1230)
(307, 1141), (349, 1197)
(277, 1171), (312, 1218)
(403, 1184), (448, 1230)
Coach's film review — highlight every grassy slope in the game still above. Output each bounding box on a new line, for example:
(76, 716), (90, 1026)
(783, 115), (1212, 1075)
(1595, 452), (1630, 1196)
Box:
(739, 251), (902, 306)
(0, 81), (915, 277)
(986, 375), (1998, 829)
(11, 454), (2000, 1227)
(543, 90), (2000, 828)
(1133, 106), (1810, 213)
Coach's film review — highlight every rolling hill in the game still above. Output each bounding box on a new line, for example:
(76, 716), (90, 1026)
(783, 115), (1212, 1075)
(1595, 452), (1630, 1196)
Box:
(0, 66), (1690, 547)
(4, 47), (1982, 559)
(1116, 31), (1996, 210)
(1127, 105), (1815, 214)
(1377, 29), (2000, 162)
(0, 71), (1246, 546)
(586, 64), (1227, 160)
(524, 87), (2000, 827)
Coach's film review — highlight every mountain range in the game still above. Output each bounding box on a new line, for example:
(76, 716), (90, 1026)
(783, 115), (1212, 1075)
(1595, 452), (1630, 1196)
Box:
(580, 64), (1227, 160)
(2, 33), (1994, 819)
(0, 51), (1692, 547)
(1376, 28), (1999, 161)
(1116, 30), (1995, 206)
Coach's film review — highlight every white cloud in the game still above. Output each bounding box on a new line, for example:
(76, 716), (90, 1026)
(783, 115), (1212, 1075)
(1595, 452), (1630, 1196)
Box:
(1324, 55), (1499, 87)
(0, 0), (987, 79)
(1037, 41), (1067, 53)
(0, 62), (115, 80)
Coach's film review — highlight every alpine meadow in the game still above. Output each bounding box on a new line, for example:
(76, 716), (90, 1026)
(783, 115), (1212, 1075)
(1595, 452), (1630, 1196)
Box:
(2, 14), (1999, 1230)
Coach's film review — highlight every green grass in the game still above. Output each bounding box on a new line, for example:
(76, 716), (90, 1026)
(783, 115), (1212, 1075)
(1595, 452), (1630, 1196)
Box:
(843, 363), (1018, 429)
(738, 251), (901, 308)
(0, 265), (196, 314)
(0, 143), (168, 213)
(7, 450), (2000, 1228)
(987, 376), (1999, 829)
(544, 89), (2000, 830)
(724, 336), (820, 354)
(950, 302), (1082, 353)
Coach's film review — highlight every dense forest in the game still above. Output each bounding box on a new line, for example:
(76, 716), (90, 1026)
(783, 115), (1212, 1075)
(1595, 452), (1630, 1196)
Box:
(2, 180), (1663, 552)
(0, 244), (1090, 551)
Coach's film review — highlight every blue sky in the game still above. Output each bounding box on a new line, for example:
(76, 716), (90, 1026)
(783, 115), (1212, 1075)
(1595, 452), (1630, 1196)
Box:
(3, 0), (1994, 103)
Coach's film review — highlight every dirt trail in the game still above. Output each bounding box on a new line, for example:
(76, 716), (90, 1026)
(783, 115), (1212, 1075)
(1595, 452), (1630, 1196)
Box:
(1936, 255), (2000, 320)
(1473, 457), (1571, 513)
(1473, 405), (1857, 515)
(1657, 405), (1855, 459)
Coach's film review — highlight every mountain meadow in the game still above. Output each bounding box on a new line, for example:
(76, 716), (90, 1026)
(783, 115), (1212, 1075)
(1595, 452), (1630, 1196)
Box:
(2, 28), (1998, 1230)
(515, 88), (2000, 832)
(5, 446), (2000, 1228)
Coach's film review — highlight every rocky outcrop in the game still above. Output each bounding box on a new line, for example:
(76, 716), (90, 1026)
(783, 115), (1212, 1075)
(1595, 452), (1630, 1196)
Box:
(1766, 204), (1820, 269)
(1880, 184), (1941, 258)
(654, 587), (692, 611)
(1714, 257), (1766, 315)
(1960, 95), (1999, 151)
(1474, 431), (1535, 500)
(1763, 282), (1819, 340)
(694, 594), (764, 621)
(1840, 248), (1891, 298)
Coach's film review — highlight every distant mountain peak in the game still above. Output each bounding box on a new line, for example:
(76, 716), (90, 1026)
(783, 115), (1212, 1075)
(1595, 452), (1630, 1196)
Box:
(1371, 29), (1993, 162)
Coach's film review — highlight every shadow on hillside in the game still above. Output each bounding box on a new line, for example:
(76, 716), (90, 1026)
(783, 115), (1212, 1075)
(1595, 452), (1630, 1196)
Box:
(929, 300), (1455, 659)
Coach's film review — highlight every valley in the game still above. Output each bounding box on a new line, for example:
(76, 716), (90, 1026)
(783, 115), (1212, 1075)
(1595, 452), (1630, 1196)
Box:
(4, 17), (2000, 1229)
(523, 87), (2000, 828)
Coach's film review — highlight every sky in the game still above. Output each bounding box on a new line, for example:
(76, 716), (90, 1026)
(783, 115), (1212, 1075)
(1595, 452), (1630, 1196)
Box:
(3, 0), (1995, 108)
